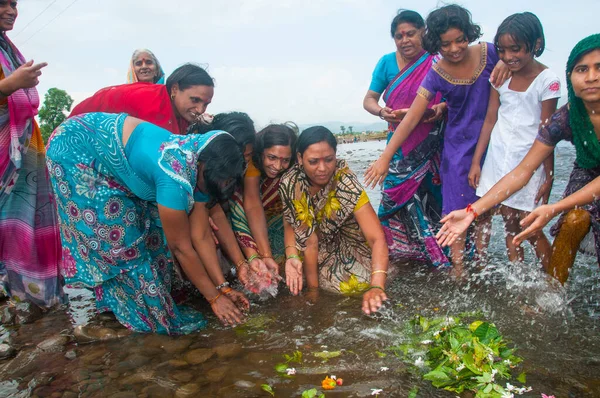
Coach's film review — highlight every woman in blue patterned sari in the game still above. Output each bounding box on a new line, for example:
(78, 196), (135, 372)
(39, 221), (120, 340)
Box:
(46, 112), (248, 334)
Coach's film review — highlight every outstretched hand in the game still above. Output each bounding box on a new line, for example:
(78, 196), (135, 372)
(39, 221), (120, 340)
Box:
(364, 156), (389, 189)
(210, 295), (245, 326)
(362, 287), (387, 315)
(6, 60), (47, 92)
(285, 257), (303, 295)
(223, 288), (250, 312)
(436, 210), (475, 247)
(513, 204), (555, 246)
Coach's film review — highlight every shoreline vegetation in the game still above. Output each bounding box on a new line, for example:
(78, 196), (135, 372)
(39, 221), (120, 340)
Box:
(336, 130), (388, 143)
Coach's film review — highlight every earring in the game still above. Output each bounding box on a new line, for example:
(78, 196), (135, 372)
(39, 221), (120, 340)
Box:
(171, 94), (175, 101)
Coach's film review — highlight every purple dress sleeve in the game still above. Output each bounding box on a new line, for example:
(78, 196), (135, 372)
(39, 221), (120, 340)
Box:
(536, 105), (572, 147)
(417, 67), (440, 101)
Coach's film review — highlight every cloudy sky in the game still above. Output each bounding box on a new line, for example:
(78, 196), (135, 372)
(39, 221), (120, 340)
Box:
(12, 0), (599, 128)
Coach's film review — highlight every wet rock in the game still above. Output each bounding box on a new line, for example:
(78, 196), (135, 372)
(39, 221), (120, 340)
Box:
(144, 385), (174, 398)
(117, 329), (133, 338)
(183, 348), (214, 365)
(243, 352), (272, 365)
(108, 392), (137, 398)
(51, 392), (62, 398)
(0, 343), (16, 360)
(62, 392), (78, 398)
(157, 359), (189, 369)
(74, 325), (119, 343)
(107, 371), (120, 379)
(143, 334), (166, 348)
(0, 305), (16, 325)
(115, 354), (151, 372)
(234, 380), (255, 389)
(137, 346), (163, 356)
(33, 386), (55, 396)
(37, 335), (69, 353)
(213, 343), (243, 359)
(120, 370), (154, 385)
(169, 371), (193, 383)
(15, 301), (44, 324)
(80, 347), (107, 364)
(206, 366), (229, 383)
(97, 312), (117, 322)
(217, 385), (260, 397)
(64, 350), (76, 360)
(161, 339), (193, 354)
(174, 383), (200, 398)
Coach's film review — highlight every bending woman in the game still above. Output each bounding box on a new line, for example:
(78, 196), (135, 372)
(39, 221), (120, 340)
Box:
(72, 63), (214, 135)
(437, 34), (600, 285)
(232, 124), (297, 291)
(47, 112), (248, 333)
(0, 0), (64, 307)
(363, 9), (447, 266)
(279, 127), (390, 314)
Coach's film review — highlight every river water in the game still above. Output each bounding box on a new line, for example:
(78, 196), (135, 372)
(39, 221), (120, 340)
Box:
(0, 140), (599, 398)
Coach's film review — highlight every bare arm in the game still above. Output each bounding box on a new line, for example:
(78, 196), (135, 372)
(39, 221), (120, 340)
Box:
(364, 94), (430, 188)
(208, 204), (246, 267)
(534, 98), (559, 204)
(437, 140), (556, 246)
(469, 89), (500, 189)
(159, 205), (219, 299)
(243, 176), (272, 256)
(283, 217), (305, 295)
(363, 89), (402, 124)
(354, 203), (388, 314)
(515, 174), (600, 244)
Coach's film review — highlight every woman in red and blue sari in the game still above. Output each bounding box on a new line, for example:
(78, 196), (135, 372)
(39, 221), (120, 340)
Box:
(363, 10), (449, 266)
(363, 10), (448, 266)
(0, 0), (64, 307)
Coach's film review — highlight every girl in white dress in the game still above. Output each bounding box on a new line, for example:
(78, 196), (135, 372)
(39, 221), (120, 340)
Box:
(468, 12), (561, 268)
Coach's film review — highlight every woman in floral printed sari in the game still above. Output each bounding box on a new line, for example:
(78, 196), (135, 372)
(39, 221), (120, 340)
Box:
(47, 112), (249, 334)
(0, 0), (64, 308)
(279, 126), (390, 314)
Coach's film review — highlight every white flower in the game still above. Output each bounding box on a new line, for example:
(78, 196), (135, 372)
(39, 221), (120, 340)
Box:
(414, 357), (425, 368)
(488, 353), (495, 362)
(371, 389), (383, 395)
(456, 364), (465, 372)
(506, 383), (515, 391)
(421, 340), (433, 345)
(380, 367), (389, 372)
(501, 392), (514, 398)
(286, 368), (296, 375)
(330, 375), (336, 380)
(433, 330), (441, 337)
(503, 359), (512, 366)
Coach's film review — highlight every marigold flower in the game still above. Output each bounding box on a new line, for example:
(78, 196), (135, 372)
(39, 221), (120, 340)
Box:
(322, 376), (336, 390)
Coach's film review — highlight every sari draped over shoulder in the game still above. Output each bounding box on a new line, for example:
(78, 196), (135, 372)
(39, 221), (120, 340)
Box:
(230, 176), (285, 263)
(378, 51), (449, 267)
(46, 113), (224, 334)
(279, 160), (377, 292)
(70, 83), (187, 135)
(0, 33), (64, 307)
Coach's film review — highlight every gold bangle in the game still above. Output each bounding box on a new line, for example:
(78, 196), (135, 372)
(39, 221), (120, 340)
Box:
(371, 270), (388, 275)
(258, 251), (273, 259)
(285, 245), (297, 250)
(208, 293), (222, 305)
(221, 287), (233, 295)
(235, 259), (248, 269)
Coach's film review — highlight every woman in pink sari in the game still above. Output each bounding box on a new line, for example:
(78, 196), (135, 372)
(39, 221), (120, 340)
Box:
(0, 0), (64, 307)
(363, 10), (448, 266)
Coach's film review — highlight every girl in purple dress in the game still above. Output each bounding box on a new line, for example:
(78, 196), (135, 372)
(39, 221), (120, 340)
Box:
(365, 4), (504, 275)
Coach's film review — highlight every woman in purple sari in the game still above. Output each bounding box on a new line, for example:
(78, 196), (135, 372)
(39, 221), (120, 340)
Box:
(363, 10), (448, 266)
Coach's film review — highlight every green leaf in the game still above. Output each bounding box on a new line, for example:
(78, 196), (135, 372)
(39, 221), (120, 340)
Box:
(423, 370), (452, 387)
(284, 350), (303, 364)
(313, 351), (342, 360)
(517, 372), (527, 383)
(474, 322), (499, 344)
(375, 351), (387, 358)
(408, 387), (419, 398)
(261, 384), (275, 396)
(274, 363), (288, 373)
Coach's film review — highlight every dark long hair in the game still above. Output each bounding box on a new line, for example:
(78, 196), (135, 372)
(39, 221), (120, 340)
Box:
(166, 63), (214, 93)
(494, 12), (545, 57)
(422, 4), (482, 54)
(297, 126), (337, 156)
(191, 112), (256, 151)
(198, 134), (244, 206)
